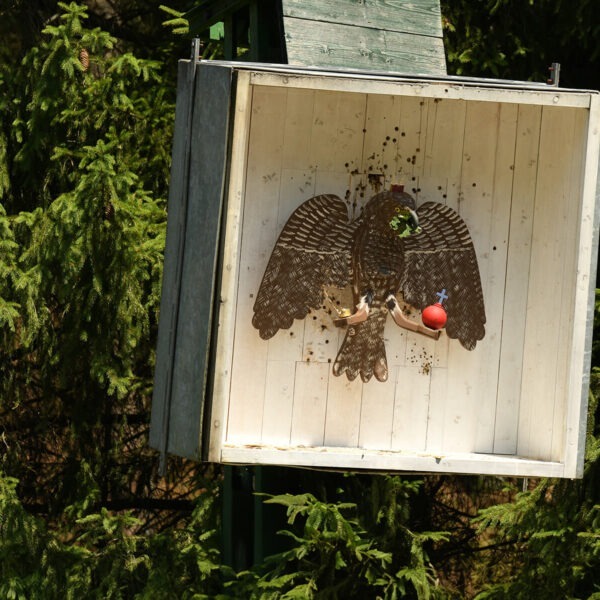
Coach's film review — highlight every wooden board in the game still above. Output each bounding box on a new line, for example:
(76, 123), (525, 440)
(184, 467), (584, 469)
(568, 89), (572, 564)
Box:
(282, 0), (444, 38)
(150, 62), (233, 461)
(167, 64), (234, 459)
(564, 93), (600, 477)
(247, 71), (593, 108)
(220, 445), (566, 478)
(283, 17), (446, 75)
(493, 104), (542, 455)
(281, 0), (445, 75)
(150, 60), (196, 458)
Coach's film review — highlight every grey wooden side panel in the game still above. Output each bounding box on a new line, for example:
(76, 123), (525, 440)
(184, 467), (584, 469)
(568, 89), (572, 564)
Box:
(282, 0), (443, 38)
(167, 64), (233, 459)
(149, 60), (196, 453)
(283, 17), (446, 75)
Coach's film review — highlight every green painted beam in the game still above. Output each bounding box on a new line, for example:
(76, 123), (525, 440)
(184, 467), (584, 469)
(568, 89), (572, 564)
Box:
(186, 0), (248, 34)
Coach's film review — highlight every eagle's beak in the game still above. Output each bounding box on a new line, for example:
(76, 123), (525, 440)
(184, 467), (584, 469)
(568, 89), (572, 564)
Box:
(408, 209), (422, 233)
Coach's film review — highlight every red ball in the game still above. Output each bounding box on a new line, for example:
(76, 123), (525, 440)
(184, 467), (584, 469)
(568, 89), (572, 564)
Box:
(422, 303), (447, 330)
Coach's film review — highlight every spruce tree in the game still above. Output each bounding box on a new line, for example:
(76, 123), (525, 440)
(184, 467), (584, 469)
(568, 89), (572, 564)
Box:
(0, 3), (221, 597)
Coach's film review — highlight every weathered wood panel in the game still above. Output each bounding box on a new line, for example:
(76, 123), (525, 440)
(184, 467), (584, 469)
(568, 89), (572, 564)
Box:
(493, 104), (542, 455)
(434, 101), (497, 454)
(282, 0), (443, 38)
(325, 376), (362, 447)
(150, 62), (233, 461)
(391, 366), (430, 451)
(166, 64), (233, 459)
(473, 103), (518, 452)
(290, 362), (330, 446)
(563, 94), (600, 477)
(209, 70), (254, 459)
(283, 18), (446, 75)
(248, 72), (593, 109)
(516, 106), (585, 461)
(150, 60), (196, 457)
(220, 445), (567, 478)
(360, 368), (396, 450)
(226, 85), (288, 444)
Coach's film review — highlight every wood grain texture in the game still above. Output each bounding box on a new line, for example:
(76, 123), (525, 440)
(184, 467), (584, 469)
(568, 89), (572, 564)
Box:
(249, 72), (593, 109)
(493, 104), (542, 455)
(226, 85), (288, 444)
(517, 106), (583, 461)
(282, 0), (445, 75)
(150, 60), (195, 454)
(282, 0), (443, 38)
(438, 101), (498, 454)
(283, 17), (446, 75)
(208, 70), (253, 461)
(221, 445), (566, 478)
(563, 94), (600, 477)
(157, 63), (232, 460)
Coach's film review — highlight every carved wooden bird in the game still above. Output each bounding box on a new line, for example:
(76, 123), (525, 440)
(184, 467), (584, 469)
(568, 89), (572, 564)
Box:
(252, 189), (486, 382)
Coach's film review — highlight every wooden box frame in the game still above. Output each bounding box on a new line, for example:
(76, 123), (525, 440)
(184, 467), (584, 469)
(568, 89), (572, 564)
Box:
(151, 61), (600, 478)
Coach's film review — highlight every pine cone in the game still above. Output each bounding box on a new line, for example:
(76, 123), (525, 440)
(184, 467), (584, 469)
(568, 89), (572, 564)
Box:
(104, 201), (114, 221)
(79, 48), (89, 71)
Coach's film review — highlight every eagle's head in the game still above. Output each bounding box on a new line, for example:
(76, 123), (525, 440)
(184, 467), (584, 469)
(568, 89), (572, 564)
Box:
(365, 190), (421, 238)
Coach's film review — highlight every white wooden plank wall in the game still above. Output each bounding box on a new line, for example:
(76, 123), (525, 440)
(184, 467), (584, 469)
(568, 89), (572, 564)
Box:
(493, 104), (542, 454)
(225, 84), (588, 465)
(227, 85), (287, 443)
(443, 101), (501, 453)
(517, 106), (584, 461)
(550, 108), (587, 463)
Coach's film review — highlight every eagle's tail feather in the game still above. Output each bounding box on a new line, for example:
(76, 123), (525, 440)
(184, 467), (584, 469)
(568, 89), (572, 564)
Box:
(333, 310), (388, 383)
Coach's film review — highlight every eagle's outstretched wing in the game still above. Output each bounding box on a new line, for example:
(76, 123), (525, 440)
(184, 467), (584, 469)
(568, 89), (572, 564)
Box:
(400, 202), (486, 350)
(252, 194), (356, 339)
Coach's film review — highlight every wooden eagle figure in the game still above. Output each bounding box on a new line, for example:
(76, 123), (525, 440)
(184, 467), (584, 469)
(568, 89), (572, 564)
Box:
(252, 189), (486, 383)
